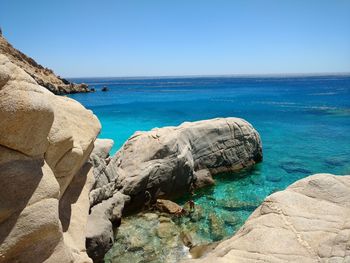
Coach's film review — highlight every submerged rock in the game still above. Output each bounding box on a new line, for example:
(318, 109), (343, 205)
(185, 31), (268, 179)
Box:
(280, 161), (311, 174)
(101, 86), (109, 92)
(156, 221), (178, 238)
(215, 199), (258, 212)
(104, 211), (193, 263)
(185, 173), (350, 263)
(324, 156), (348, 167)
(208, 213), (228, 241)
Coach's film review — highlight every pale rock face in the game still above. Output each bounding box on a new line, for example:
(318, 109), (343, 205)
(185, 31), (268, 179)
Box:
(0, 57), (54, 156)
(114, 118), (262, 209)
(59, 163), (96, 263)
(91, 139), (114, 159)
(0, 54), (101, 262)
(185, 173), (350, 263)
(45, 95), (99, 196)
(0, 147), (69, 263)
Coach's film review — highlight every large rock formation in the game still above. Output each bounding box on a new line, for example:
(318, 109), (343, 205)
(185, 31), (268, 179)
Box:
(0, 54), (101, 262)
(0, 35), (90, 94)
(87, 118), (262, 262)
(112, 118), (262, 210)
(186, 173), (350, 263)
(0, 50), (263, 262)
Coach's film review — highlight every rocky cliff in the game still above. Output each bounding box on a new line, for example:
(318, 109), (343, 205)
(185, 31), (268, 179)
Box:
(2, 51), (347, 263)
(185, 173), (350, 263)
(0, 54), (101, 262)
(0, 35), (90, 94)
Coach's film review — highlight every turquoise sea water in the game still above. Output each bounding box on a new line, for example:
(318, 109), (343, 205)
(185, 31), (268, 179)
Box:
(69, 75), (350, 261)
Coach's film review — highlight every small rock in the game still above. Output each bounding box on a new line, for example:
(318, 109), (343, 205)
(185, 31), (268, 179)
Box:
(156, 222), (178, 238)
(189, 242), (220, 259)
(208, 213), (227, 241)
(156, 199), (183, 214)
(91, 138), (114, 159)
(142, 212), (159, 221)
(194, 169), (215, 189)
(159, 216), (172, 223)
(180, 231), (194, 248)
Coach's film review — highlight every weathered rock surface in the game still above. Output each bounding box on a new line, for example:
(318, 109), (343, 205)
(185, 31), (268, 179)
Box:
(113, 117), (262, 210)
(86, 192), (130, 263)
(0, 35), (90, 94)
(89, 139), (116, 207)
(86, 118), (262, 261)
(185, 173), (350, 263)
(86, 139), (123, 263)
(91, 139), (114, 159)
(156, 199), (183, 214)
(0, 54), (100, 262)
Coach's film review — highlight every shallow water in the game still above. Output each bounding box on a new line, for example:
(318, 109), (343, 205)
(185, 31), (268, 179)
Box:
(69, 75), (350, 262)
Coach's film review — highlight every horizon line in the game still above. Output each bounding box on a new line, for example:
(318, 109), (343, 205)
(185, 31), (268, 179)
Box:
(67, 72), (350, 80)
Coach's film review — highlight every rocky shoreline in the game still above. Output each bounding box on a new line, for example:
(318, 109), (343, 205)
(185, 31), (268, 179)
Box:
(86, 117), (262, 262)
(1, 50), (349, 263)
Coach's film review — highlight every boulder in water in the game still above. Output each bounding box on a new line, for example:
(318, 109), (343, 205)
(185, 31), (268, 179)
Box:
(112, 117), (262, 211)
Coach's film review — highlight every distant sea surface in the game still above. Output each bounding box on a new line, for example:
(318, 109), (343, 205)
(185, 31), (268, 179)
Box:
(69, 75), (350, 262)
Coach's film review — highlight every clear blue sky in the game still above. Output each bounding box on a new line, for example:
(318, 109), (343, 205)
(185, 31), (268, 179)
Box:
(1, 0), (349, 77)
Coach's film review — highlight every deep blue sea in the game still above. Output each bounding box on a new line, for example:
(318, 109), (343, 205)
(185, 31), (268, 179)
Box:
(69, 75), (350, 262)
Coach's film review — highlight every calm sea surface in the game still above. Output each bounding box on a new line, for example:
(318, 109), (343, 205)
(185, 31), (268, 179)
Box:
(69, 76), (350, 262)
